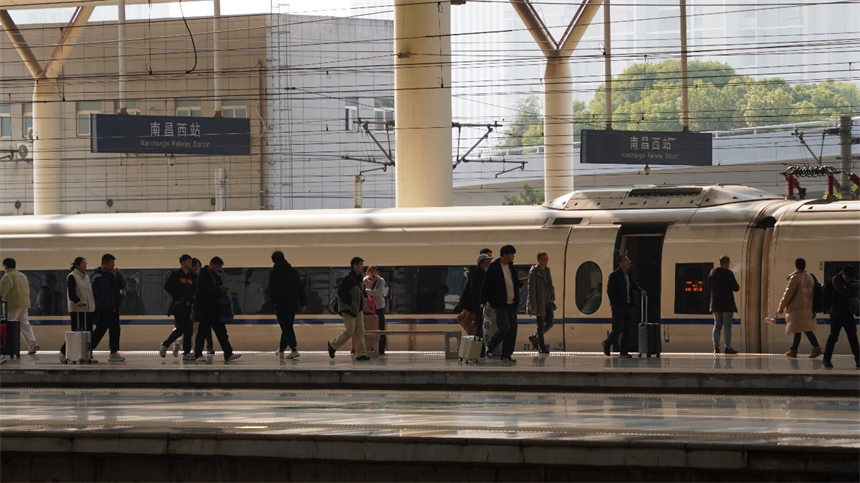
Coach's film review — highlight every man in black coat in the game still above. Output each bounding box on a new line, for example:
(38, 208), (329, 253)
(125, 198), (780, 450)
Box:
(269, 250), (307, 360)
(707, 255), (740, 354)
(160, 254), (196, 359)
(823, 265), (860, 369)
(90, 253), (126, 362)
(193, 256), (241, 363)
(480, 245), (522, 363)
(603, 255), (646, 358)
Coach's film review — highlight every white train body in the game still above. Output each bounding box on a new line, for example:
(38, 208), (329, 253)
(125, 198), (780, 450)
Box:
(1, 184), (857, 354)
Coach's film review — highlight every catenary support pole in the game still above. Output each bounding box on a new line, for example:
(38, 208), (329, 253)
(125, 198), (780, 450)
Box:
(213, 0), (223, 116)
(840, 115), (852, 198)
(603, 0), (612, 130)
(117, 0), (127, 113)
(680, 0), (689, 132)
(393, 0), (453, 207)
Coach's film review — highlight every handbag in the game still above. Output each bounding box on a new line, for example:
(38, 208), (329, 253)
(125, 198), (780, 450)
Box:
(329, 295), (340, 314)
(168, 300), (191, 318)
(456, 309), (477, 335)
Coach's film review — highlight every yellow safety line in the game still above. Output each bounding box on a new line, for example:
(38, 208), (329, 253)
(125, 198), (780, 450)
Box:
(1, 419), (858, 441)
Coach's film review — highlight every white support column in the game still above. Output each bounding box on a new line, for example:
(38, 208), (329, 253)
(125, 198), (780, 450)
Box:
(213, 0), (223, 116)
(393, 0), (452, 208)
(32, 79), (62, 215)
(117, 0), (127, 113)
(603, 0), (612, 130)
(544, 58), (574, 199)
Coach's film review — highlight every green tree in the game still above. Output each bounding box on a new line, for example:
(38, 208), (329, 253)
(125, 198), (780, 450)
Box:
(503, 184), (545, 205)
(496, 92), (543, 149)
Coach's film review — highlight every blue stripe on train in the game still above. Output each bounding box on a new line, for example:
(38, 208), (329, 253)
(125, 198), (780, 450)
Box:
(23, 316), (855, 326)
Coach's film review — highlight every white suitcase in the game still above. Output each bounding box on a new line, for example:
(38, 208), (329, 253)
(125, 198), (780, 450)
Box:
(65, 313), (92, 364)
(458, 335), (483, 363)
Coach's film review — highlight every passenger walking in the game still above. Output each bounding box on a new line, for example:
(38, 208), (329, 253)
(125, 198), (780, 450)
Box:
(480, 245), (522, 363)
(527, 252), (555, 355)
(707, 256), (740, 354)
(327, 257), (370, 361)
(777, 258), (822, 358)
(193, 257), (241, 362)
(0, 258), (40, 354)
(364, 266), (387, 354)
(90, 254), (126, 362)
(59, 257), (97, 363)
(603, 255), (646, 358)
(159, 254), (196, 359)
(822, 265), (859, 369)
(179, 258), (213, 356)
(269, 250), (306, 360)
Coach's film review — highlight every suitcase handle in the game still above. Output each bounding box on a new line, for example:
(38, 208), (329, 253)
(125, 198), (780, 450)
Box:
(75, 311), (88, 332)
(640, 293), (648, 326)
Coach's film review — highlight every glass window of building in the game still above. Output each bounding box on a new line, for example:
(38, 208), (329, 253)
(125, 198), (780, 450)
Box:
(76, 101), (102, 136)
(222, 98), (247, 118)
(176, 98), (202, 117)
(374, 98), (394, 132)
(22, 104), (32, 137)
(345, 98), (358, 131)
(120, 100), (141, 115)
(0, 105), (11, 138)
(575, 262), (603, 315)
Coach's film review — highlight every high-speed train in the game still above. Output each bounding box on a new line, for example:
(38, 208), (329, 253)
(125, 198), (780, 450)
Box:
(1, 184), (858, 355)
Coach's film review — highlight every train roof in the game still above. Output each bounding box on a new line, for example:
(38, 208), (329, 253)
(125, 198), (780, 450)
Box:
(544, 184), (781, 211)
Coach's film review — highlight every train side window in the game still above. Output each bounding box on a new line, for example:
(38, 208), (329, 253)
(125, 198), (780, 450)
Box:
(388, 266), (417, 314)
(303, 268), (329, 315)
(575, 262), (602, 315)
(24, 270), (67, 316)
(119, 270), (145, 315)
(416, 266), (453, 313)
(517, 266), (530, 314)
(675, 263), (712, 315)
(219, 268), (247, 316)
(241, 268), (269, 315)
(823, 261), (860, 284)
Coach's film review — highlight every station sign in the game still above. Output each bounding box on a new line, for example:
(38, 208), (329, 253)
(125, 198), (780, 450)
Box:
(580, 129), (712, 166)
(91, 114), (251, 155)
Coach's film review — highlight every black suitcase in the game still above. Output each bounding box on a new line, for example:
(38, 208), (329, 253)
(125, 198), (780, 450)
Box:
(638, 294), (661, 358)
(1, 301), (21, 358)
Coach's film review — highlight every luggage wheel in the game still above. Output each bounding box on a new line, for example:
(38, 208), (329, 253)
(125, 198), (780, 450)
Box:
(638, 353), (642, 358)
(647, 354), (651, 358)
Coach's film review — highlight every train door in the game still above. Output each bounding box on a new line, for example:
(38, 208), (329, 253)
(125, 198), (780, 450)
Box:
(614, 225), (666, 353)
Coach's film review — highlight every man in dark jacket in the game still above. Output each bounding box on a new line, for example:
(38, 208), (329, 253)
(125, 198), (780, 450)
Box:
(328, 257), (370, 361)
(90, 253), (127, 362)
(707, 255), (740, 354)
(269, 250), (307, 360)
(603, 255), (646, 358)
(159, 254), (196, 359)
(480, 245), (522, 363)
(823, 265), (860, 369)
(193, 256), (241, 363)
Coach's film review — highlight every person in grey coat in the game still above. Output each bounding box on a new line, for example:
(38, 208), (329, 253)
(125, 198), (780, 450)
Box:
(527, 252), (555, 354)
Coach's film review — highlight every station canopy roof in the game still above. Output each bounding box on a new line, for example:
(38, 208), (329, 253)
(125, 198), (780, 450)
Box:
(0, 0), (205, 9)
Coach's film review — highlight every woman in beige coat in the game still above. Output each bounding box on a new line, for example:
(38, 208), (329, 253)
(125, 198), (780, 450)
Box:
(777, 258), (822, 358)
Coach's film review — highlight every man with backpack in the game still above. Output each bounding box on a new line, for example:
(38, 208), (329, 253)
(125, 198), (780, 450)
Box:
(822, 265), (860, 369)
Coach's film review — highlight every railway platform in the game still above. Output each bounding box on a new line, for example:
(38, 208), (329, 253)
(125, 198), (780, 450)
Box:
(1, 350), (857, 396)
(2, 352), (858, 481)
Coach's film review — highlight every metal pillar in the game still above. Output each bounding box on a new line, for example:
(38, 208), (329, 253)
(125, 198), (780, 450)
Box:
(213, 0), (223, 116)
(117, 0), (127, 113)
(840, 115), (852, 198)
(680, 0), (689, 131)
(603, 0), (612, 130)
(393, 0), (453, 208)
(1, 6), (93, 215)
(510, 0), (604, 201)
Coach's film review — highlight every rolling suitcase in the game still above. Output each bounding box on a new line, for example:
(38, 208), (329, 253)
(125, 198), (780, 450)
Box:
(638, 294), (661, 358)
(482, 306), (497, 353)
(1, 321), (21, 358)
(458, 335), (483, 363)
(65, 312), (93, 364)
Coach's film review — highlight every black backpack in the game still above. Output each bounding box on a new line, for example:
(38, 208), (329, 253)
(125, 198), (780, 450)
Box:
(811, 274), (825, 314)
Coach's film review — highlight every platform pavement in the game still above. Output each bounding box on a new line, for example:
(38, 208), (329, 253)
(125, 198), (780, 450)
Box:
(2, 350), (858, 396)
